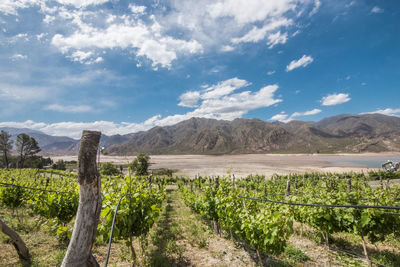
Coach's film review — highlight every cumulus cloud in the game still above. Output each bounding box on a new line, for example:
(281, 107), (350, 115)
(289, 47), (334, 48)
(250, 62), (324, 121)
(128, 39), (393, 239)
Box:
(45, 104), (93, 113)
(54, 0), (109, 8)
(129, 4), (146, 14)
(0, 77), (282, 138)
(363, 108), (400, 117)
(266, 31), (288, 49)
(286, 55), (314, 71)
(67, 50), (103, 64)
(231, 18), (292, 44)
(0, 0), (38, 15)
(178, 91), (201, 108)
(202, 78), (251, 99)
(2, 0), (319, 69)
(371, 6), (384, 14)
(10, 54), (27, 61)
(270, 108), (321, 123)
(321, 93), (350, 106)
(208, 0), (298, 24)
(220, 45), (234, 52)
(172, 77), (281, 125)
(52, 19), (203, 68)
(0, 120), (153, 139)
(267, 70), (275, 75)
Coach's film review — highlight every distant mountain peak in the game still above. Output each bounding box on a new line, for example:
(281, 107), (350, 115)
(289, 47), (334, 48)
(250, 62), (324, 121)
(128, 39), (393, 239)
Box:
(2, 113), (400, 155)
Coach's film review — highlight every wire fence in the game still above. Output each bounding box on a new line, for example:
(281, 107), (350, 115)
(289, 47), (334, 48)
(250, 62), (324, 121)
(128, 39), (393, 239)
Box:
(0, 182), (69, 194)
(238, 195), (400, 210)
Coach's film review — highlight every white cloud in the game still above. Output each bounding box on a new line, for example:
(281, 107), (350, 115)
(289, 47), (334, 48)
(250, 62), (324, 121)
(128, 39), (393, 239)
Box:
(202, 78), (251, 99)
(267, 70), (275, 75)
(321, 93), (350, 106)
(309, 0), (321, 16)
(129, 4), (146, 15)
(178, 91), (201, 108)
(2, 0), (318, 69)
(52, 19), (203, 68)
(208, 0), (299, 24)
(45, 104), (93, 113)
(10, 54), (27, 61)
(270, 112), (288, 122)
(43, 14), (56, 24)
(54, 0), (109, 8)
(363, 108), (400, 117)
(270, 108), (321, 123)
(0, 120), (152, 139)
(68, 50), (92, 62)
(66, 50), (103, 64)
(161, 78), (280, 126)
(231, 18), (292, 44)
(0, 0), (38, 15)
(371, 6), (384, 14)
(0, 83), (50, 101)
(172, 78), (281, 123)
(266, 31), (288, 48)
(221, 45), (234, 52)
(0, 78), (282, 138)
(286, 54), (314, 71)
(36, 33), (47, 40)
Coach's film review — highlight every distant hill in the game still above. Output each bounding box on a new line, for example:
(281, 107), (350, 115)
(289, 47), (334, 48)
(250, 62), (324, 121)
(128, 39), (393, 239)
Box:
(2, 113), (400, 155)
(0, 127), (77, 155)
(0, 127), (133, 155)
(107, 114), (400, 155)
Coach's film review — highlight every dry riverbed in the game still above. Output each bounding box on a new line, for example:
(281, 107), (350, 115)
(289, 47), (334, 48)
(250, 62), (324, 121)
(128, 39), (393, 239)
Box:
(51, 153), (400, 177)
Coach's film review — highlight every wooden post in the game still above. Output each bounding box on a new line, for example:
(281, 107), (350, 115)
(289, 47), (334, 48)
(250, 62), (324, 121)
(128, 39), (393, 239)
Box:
(347, 178), (352, 193)
(285, 180), (291, 197)
(264, 184), (267, 195)
(61, 131), (101, 267)
(0, 218), (31, 265)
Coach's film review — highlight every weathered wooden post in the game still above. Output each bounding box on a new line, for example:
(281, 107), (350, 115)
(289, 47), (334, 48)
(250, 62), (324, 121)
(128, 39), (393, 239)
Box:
(347, 178), (352, 193)
(285, 179), (291, 197)
(61, 130), (101, 267)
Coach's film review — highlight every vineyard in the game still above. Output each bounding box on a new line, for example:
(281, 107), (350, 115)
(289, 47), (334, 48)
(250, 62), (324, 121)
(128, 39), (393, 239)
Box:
(1, 167), (400, 266)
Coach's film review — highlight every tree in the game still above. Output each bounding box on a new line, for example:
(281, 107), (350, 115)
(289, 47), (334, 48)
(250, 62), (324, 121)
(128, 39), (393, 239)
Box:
(15, 133), (41, 168)
(129, 153), (150, 176)
(100, 162), (121, 176)
(0, 130), (13, 169)
(52, 159), (67, 170)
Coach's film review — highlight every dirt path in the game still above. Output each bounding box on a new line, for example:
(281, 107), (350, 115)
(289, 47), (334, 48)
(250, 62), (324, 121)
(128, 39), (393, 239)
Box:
(146, 186), (258, 267)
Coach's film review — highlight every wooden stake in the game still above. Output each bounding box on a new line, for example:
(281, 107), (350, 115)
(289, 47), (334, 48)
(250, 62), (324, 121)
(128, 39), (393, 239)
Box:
(285, 180), (291, 197)
(61, 130), (101, 267)
(347, 178), (352, 193)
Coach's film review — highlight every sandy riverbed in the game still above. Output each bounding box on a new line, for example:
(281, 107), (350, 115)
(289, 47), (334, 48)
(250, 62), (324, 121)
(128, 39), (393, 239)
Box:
(51, 153), (400, 178)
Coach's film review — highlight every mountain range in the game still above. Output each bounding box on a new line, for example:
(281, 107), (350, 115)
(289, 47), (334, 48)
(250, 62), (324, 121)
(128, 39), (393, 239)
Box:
(2, 113), (400, 155)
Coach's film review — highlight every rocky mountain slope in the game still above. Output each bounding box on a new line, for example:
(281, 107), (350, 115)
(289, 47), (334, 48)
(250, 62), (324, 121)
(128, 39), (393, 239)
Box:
(2, 114), (400, 155)
(108, 114), (400, 155)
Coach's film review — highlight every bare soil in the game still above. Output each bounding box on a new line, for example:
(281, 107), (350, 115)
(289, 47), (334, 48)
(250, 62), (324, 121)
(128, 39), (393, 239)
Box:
(52, 153), (400, 177)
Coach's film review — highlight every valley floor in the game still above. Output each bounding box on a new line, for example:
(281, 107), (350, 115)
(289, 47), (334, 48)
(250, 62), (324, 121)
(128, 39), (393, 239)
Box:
(51, 153), (400, 177)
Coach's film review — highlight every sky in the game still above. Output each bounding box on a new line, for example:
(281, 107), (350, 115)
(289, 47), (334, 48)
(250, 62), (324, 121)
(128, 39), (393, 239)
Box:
(0, 0), (399, 139)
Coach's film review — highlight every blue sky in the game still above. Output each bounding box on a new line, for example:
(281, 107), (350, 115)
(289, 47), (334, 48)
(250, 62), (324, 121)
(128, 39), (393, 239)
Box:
(0, 0), (399, 139)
